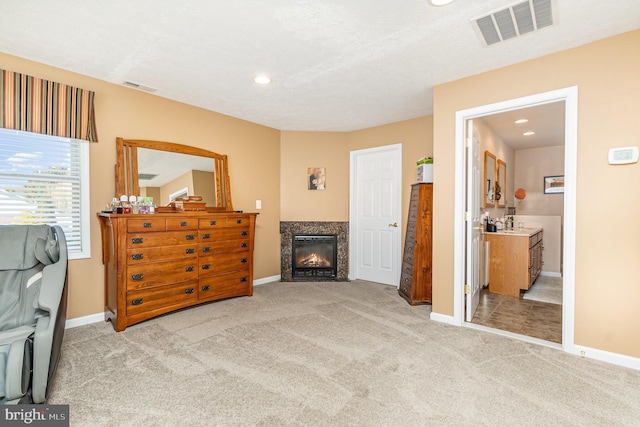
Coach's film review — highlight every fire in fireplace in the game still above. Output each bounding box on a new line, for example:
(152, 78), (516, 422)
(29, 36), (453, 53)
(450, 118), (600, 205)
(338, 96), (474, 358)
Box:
(292, 234), (337, 279)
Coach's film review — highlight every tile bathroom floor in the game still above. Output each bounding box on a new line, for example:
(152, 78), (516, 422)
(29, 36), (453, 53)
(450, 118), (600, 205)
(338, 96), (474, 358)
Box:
(471, 288), (562, 344)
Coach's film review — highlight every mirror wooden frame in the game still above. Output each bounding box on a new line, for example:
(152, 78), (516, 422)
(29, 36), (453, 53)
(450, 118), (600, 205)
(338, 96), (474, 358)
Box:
(484, 151), (496, 209)
(496, 159), (507, 208)
(115, 137), (233, 211)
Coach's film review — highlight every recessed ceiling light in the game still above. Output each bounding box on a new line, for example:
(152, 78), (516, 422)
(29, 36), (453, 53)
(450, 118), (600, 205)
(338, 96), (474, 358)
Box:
(254, 75), (271, 85)
(515, 119), (528, 124)
(523, 131), (535, 136)
(428, 0), (455, 5)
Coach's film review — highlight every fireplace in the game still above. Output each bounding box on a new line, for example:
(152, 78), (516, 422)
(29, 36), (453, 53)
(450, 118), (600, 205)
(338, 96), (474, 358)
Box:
(292, 235), (337, 279)
(280, 222), (348, 282)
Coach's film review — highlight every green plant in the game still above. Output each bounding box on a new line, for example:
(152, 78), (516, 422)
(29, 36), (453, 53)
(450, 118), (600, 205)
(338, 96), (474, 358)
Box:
(416, 156), (433, 165)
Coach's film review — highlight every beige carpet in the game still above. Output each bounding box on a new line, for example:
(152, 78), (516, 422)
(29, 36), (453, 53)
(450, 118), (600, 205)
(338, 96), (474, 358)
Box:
(523, 275), (563, 305)
(49, 280), (639, 426)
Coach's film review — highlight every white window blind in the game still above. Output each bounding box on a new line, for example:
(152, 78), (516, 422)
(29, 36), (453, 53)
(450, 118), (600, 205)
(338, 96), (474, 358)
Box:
(0, 128), (90, 258)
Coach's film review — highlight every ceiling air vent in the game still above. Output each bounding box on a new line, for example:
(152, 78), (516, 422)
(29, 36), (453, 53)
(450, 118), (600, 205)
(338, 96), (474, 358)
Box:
(138, 173), (157, 181)
(123, 81), (157, 93)
(472, 0), (554, 47)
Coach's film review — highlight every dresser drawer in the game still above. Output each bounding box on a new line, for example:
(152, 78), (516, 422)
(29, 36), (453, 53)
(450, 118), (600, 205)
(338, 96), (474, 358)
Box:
(127, 231), (198, 248)
(199, 251), (250, 276)
(198, 240), (251, 255)
(126, 244), (197, 265)
(199, 218), (227, 229)
(127, 218), (166, 233)
(198, 271), (251, 302)
(199, 227), (250, 242)
(166, 217), (198, 231)
(126, 281), (198, 316)
(226, 216), (250, 227)
(126, 259), (199, 289)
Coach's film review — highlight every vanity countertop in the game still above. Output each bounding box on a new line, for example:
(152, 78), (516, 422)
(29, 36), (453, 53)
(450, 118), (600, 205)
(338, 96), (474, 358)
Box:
(485, 227), (542, 237)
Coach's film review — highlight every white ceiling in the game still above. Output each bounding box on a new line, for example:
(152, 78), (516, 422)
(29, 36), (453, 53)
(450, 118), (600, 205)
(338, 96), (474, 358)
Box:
(1, 0), (639, 132)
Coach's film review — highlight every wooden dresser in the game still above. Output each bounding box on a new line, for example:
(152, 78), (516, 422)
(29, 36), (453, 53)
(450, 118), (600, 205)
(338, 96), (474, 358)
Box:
(98, 211), (257, 331)
(398, 183), (433, 305)
(485, 228), (543, 297)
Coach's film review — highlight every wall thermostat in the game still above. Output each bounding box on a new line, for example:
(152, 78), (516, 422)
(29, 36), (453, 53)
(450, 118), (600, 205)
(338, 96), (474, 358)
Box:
(608, 146), (639, 165)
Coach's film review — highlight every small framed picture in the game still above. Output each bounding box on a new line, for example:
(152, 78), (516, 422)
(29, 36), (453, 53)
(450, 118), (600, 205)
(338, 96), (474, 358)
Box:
(543, 175), (564, 194)
(308, 167), (326, 190)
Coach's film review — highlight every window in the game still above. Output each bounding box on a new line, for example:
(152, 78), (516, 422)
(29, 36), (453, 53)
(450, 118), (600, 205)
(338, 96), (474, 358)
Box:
(0, 128), (90, 259)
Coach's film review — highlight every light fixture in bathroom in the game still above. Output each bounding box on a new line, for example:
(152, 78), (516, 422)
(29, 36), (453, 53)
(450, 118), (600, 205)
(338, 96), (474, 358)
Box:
(515, 119), (528, 124)
(523, 131), (535, 136)
(428, 0), (455, 6)
(254, 75), (271, 85)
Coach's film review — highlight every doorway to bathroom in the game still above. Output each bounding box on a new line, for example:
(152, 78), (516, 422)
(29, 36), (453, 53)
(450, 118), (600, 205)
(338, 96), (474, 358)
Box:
(454, 87), (578, 349)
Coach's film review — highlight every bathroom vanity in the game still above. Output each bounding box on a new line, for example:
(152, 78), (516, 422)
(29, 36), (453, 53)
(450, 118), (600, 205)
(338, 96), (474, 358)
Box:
(484, 228), (543, 297)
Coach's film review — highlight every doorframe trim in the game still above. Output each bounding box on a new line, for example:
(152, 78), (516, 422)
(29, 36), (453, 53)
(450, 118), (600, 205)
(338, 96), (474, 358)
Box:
(450, 86), (578, 352)
(349, 143), (403, 283)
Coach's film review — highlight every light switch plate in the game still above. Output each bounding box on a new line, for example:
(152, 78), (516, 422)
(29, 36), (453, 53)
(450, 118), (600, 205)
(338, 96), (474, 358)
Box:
(256, 200), (262, 209)
(608, 146), (639, 164)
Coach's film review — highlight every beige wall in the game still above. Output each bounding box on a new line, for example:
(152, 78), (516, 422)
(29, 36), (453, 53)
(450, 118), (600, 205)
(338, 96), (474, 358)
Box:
(192, 170), (215, 205)
(1, 52), (282, 320)
(280, 132), (350, 221)
(433, 30), (640, 358)
(514, 145), (565, 216)
(161, 170), (192, 205)
(280, 116), (433, 241)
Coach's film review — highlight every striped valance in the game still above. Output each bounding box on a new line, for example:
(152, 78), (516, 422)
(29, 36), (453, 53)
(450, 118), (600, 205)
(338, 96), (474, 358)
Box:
(0, 69), (98, 142)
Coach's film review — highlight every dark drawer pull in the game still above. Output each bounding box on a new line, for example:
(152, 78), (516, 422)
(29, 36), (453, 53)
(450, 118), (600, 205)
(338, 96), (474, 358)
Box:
(143, 222), (152, 228)
(240, 277), (248, 283)
(240, 258), (248, 263)
(131, 273), (143, 281)
(185, 266), (195, 272)
(209, 220), (217, 226)
(202, 246), (211, 253)
(202, 285), (210, 291)
(131, 298), (143, 306)
(202, 233), (210, 239)
(241, 242), (248, 248)
(180, 221), (187, 227)
(241, 231), (248, 236)
(236, 219), (243, 224)
(185, 288), (194, 294)
(186, 234), (195, 240)
(202, 264), (211, 270)
(131, 253), (143, 260)
(131, 237), (143, 244)
(185, 248), (195, 254)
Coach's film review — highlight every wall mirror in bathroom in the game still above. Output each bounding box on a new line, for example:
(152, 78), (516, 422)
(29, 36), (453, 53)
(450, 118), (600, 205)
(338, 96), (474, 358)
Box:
(115, 137), (233, 210)
(496, 159), (507, 208)
(484, 151), (496, 208)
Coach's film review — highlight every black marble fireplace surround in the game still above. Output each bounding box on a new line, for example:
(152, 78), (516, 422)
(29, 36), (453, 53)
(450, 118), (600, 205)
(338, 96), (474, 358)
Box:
(280, 221), (349, 281)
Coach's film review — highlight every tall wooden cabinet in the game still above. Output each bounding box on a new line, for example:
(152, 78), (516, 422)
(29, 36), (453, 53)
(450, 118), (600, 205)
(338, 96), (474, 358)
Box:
(98, 211), (257, 331)
(398, 183), (433, 305)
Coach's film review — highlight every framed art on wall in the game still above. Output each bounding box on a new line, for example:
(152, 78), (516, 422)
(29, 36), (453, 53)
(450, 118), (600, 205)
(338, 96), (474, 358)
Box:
(543, 175), (564, 194)
(308, 167), (326, 190)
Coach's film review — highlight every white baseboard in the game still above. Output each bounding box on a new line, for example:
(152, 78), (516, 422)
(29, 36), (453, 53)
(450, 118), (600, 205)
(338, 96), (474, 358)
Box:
(65, 313), (103, 329)
(567, 344), (640, 371)
(254, 275), (280, 286)
(430, 312), (456, 325)
(540, 271), (562, 278)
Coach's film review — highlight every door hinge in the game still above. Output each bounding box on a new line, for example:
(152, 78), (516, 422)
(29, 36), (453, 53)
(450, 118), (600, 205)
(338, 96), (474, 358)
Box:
(465, 137), (471, 148)
(464, 211), (470, 221)
(464, 284), (471, 295)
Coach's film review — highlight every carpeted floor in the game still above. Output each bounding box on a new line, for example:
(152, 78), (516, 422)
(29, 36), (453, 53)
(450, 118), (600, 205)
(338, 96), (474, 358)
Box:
(49, 280), (640, 426)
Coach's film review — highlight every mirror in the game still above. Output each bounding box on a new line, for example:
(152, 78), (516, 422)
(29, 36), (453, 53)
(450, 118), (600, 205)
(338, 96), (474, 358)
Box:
(496, 159), (506, 208)
(484, 151), (496, 208)
(115, 138), (233, 210)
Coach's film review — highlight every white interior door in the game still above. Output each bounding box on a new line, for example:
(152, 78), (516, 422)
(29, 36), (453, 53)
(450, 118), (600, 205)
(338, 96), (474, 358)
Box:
(465, 119), (481, 321)
(350, 145), (402, 286)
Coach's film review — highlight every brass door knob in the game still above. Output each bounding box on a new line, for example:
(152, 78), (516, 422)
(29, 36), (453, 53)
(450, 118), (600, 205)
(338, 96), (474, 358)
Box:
(388, 222), (398, 227)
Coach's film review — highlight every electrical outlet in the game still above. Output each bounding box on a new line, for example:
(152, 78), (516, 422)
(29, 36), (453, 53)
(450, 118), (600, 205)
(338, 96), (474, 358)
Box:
(256, 200), (262, 209)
